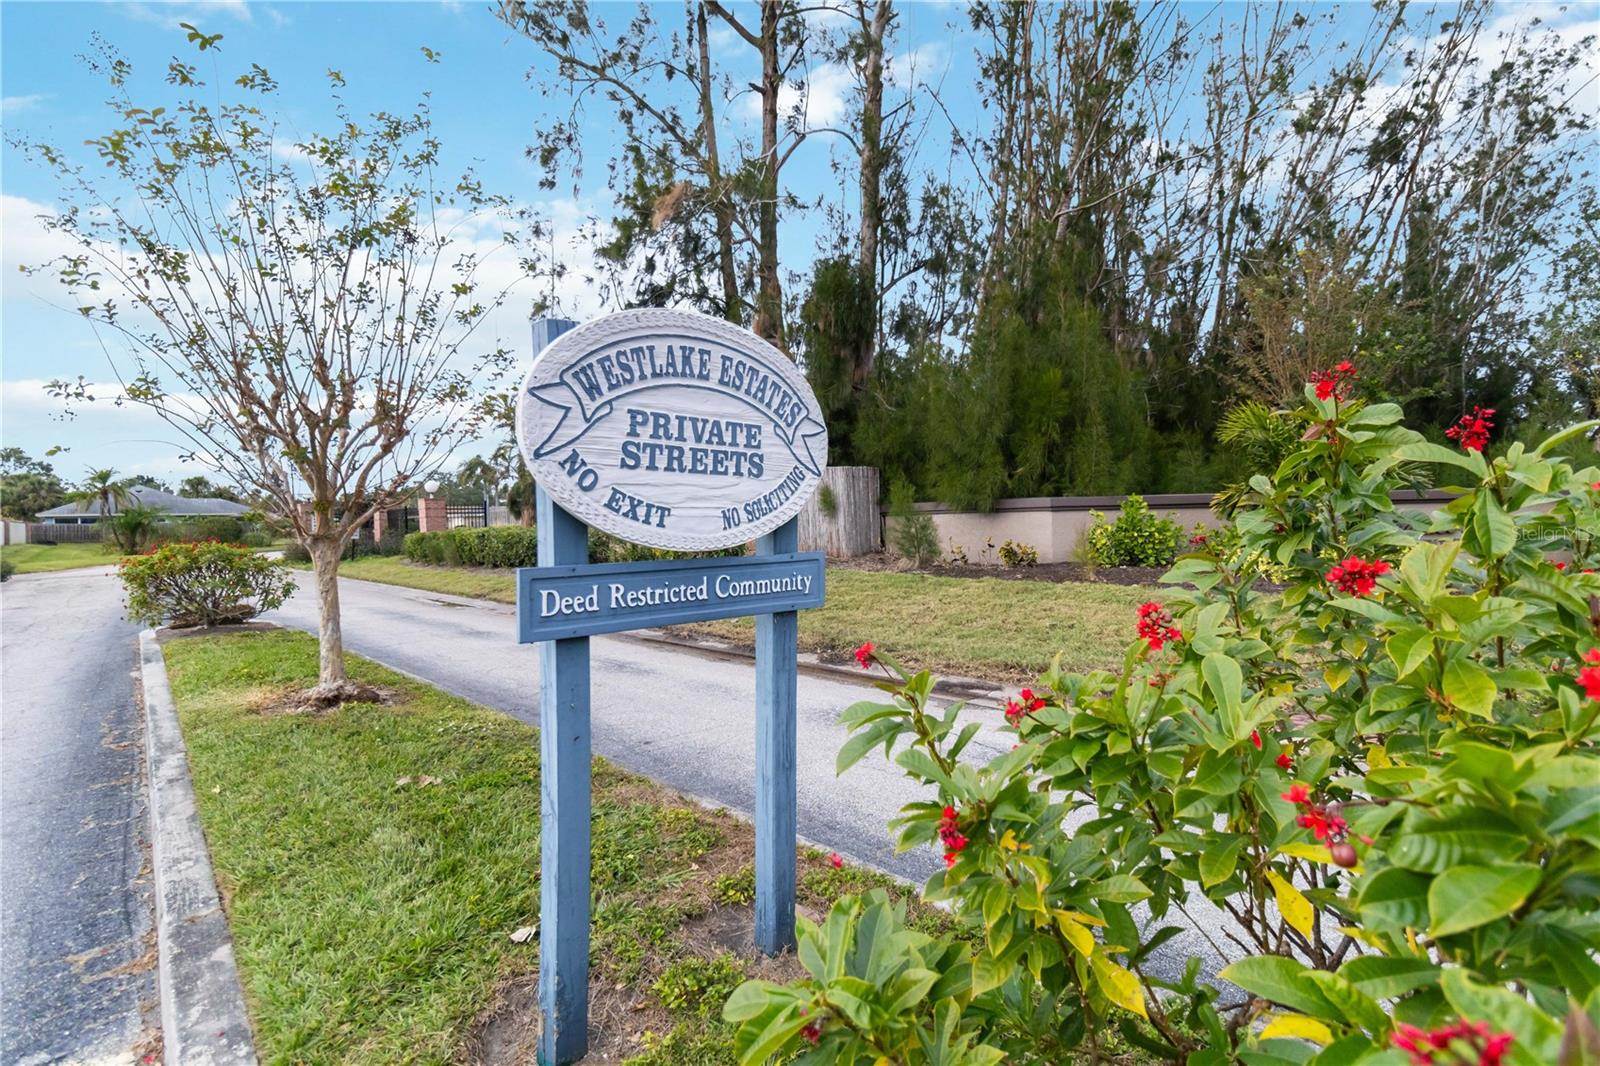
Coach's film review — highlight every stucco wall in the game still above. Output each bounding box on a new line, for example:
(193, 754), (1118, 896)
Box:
(885, 490), (1459, 565)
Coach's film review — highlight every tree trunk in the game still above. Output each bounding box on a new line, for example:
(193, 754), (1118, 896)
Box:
(306, 536), (359, 702)
(698, 1), (742, 323)
(853, 0), (889, 390)
(753, 0), (785, 352)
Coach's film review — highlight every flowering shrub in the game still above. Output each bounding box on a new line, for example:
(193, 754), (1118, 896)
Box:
(726, 376), (1600, 1064)
(1085, 494), (1186, 568)
(119, 540), (295, 628)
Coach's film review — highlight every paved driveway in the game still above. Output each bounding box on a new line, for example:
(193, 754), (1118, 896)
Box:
(264, 571), (1231, 982)
(1, 567), (156, 1065)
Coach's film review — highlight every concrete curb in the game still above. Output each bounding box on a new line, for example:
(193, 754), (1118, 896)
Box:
(138, 631), (259, 1066)
(615, 627), (1010, 703)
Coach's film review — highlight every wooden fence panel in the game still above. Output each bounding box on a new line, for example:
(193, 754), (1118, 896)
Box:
(26, 523), (105, 544)
(797, 466), (880, 558)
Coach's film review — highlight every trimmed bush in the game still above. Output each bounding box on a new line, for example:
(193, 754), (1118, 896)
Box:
(281, 541), (312, 564)
(1084, 493), (1185, 567)
(0, 557), (13, 582)
(402, 527), (538, 568)
(118, 541), (295, 628)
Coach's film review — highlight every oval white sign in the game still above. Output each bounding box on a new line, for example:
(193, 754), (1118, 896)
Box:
(516, 309), (829, 551)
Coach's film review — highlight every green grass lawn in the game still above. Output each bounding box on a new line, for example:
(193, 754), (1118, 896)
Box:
(325, 556), (1152, 682)
(0, 541), (124, 573)
(162, 629), (942, 1065)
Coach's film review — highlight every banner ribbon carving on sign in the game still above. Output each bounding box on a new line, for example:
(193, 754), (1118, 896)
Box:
(526, 345), (827, 477)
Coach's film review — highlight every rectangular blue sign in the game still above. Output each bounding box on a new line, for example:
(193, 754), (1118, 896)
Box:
(516, 551), (826, 642)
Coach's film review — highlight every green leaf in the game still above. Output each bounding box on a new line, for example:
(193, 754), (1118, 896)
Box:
(1218, 956), (1342, 1021)
(1386, 808), (1524, 872)
(1092, 874), (1153, 904)
(1389, 441), (1487, 478)
(1202, 653), (1245, 742)
(1442, 657), (1497, 718)
(1387, 627), (1434, 679)
(1440, 969), (1563, 1066)
(1303, 970), (1389, 1035)
(836, 717), (904, 775)
(1355, 866), (1431, 928)
(1427, 863), (1541, 938)
(1200, 836), (1245, 888)
(1473, 493), (1518, 558)
(1336, 957), (1441, 1000)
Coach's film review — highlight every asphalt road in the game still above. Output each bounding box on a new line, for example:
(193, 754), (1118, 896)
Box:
(264, 571), (1230, 982)
(1, 567), (156, 1065)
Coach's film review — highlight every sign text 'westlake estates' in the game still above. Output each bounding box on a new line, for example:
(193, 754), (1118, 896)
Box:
(516, 308), (828, 552)
(516, 552), (826, 643)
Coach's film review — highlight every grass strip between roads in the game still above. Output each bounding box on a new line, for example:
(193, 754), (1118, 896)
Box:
(324, 555), (1151, 682)
(162, 628), (944, 1065)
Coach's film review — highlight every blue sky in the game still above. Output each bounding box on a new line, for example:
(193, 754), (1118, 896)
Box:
(2, 1), (1593, 486)
(0, 0), (983, 484)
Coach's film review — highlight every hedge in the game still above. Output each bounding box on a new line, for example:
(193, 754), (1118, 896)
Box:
(403, 526), (538, 568)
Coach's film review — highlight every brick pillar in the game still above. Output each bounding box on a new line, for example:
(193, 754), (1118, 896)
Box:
(418, 496), (448, 533)
(372, 508), (388, 539)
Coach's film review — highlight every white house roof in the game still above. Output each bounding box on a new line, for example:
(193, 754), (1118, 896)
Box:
(35, 485), (251, 519)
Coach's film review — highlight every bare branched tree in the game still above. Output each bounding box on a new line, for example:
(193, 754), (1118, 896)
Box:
(16, 32), (550, 702)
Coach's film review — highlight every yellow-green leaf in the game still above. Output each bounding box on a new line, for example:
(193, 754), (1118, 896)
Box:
(1268, 870), (1315, 939)
(1091, 956), (1147, 1019)
(1055, 911), (1095, 957)
(1260, 1013), (1335, 1045)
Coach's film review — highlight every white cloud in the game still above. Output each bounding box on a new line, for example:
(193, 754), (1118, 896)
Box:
(741, 61), (853, 129)
(1, 94), (47, 116)
(115, 0), (254, 28)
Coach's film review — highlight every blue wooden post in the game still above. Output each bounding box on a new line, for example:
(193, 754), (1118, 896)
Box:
(536, 487), (591, 1066)
(754, 516), (799, 955)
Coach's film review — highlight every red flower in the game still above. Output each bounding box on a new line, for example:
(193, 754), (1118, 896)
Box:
(828, 851), (843, 869)
(1136, 602), (1182, 650)
(1276, 751), (1294, 770)
(1445, 407), (1495, 452)
(800, 1021), (822, 1044)
(1577, 648), (1600, 702)
(1393, 1018), (1513, 1065)
(1310, 362), (1358, 402)
(1326, 555), (1391, 597)
(1555, 561), (1568, 571)
(1296, 809), (1348, 842)
(1250, 730), (1262, 750)
(854, 642), (874, 669)
(937, 806), (968, 867)
(1281, 784), (1311, 805)
(1005, 688), (1047, 724)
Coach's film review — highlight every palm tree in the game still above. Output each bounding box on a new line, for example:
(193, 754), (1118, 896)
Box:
(68, 467), (136, 518)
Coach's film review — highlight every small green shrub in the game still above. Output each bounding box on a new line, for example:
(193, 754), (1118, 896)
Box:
(1084, 494), (1185, 567)
(889, 480), (938, 568)
(0, 557), (14, 582)
(239, 530), (271, 548)
(653, 954), (745, 1017)
(711, 866), (755, 906)
(996, 539), (1038, 567)
(118, 541), (295, 627)
(281, 541), (311, 564)
(375, 530), (406, 556)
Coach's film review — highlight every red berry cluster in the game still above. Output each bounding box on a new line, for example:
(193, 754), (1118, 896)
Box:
(1282, 784), (1356, 866)
(1325, 555), (1390, 597)
(1310, 361), (1357, 402)
(1445, 406), (1495, 452)
(797, 1006), (823, 1045)
(937, 805), (968, 868)
(854, 641), (875, 669)
(1005, 687), (1047, 724)
(1577, 648), (1600, 702)
(1136, 602), (1182, 650)
(1392, 1019), (1513, 1066)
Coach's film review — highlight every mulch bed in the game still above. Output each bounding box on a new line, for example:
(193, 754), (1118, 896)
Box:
(834, 552), (1170, 587)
